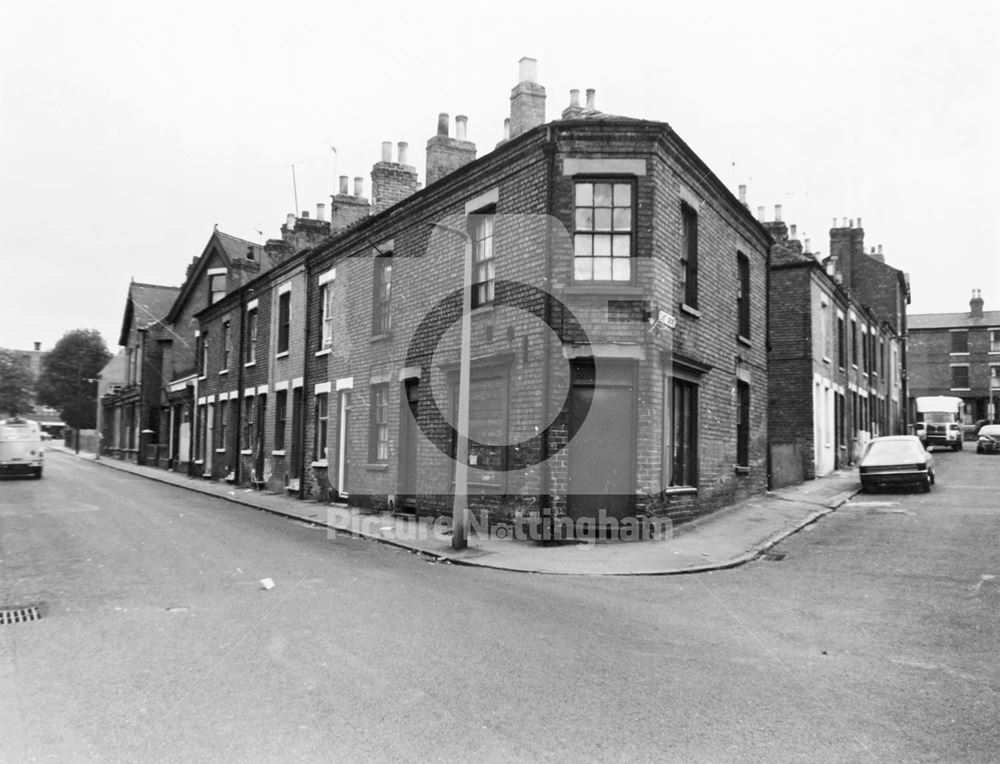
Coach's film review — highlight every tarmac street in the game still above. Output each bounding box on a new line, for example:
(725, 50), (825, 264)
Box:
(0, 448), (997, 762)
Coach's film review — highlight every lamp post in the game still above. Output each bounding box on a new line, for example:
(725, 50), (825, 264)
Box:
(432, 222), (473, 551)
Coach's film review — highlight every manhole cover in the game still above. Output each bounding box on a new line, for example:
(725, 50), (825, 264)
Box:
(759, 552), (786, 562)
(0, 606), (41, 625)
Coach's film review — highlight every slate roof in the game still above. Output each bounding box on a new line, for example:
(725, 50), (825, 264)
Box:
(119, 282), (181, 345)
(909, 310), (1000, 330)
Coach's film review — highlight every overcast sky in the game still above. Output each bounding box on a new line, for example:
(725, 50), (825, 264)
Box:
(2, 0), (997, 353)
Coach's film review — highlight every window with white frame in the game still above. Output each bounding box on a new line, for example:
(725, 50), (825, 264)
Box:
(990, 329), (1000, 353)
(470, 211), (496, 308)
(246, 308), (258, 364)
(320, 281), (335, 348)
(372, 256), (392, 335)
(222, 321), (231, 370)
(573, 180), (633, 282)
(369, 383), (389, 462)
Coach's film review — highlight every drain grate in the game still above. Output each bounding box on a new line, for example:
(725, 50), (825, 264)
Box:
(759, 552), (787, 562)
(0, 606), (41, 625)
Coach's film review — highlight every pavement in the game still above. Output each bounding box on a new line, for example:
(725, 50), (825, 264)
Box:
(45, 443), (860, 575)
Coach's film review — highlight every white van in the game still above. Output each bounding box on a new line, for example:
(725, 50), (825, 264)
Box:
(0, 417), (44, 478)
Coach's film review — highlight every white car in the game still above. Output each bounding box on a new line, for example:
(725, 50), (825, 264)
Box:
(859, 435), (934, 493)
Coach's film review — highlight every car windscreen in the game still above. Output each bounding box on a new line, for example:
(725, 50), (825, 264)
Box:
(922, 413), (955, 424)
(981, 426), (1000, 438)
(866, 441), (923, 461)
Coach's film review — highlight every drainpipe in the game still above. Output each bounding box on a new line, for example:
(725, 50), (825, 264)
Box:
(300, 258), (312, 500)
(541, 127), (556, 541)
(235, 287), (248, 484)
(137, 327), (148, 465)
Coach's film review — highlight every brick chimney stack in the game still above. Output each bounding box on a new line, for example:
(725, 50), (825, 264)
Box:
(970, 289), (985, 317)
(509, 56), (546, 138)
(371, 140), (419, 214)
(829, 217), (865, 291)
(425, 113), (477, 187)
(330, 174), (370, 230)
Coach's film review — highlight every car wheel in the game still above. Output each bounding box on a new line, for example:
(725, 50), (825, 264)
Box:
(978, 446), (984, 454)
(955, 441), (962, 451)
(860, 480), (870, 493)
(33, 468), (42, 479)
(920, 475), (931, 493)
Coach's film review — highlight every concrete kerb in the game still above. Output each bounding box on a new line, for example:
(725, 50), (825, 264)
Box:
(47, 447), (862, 576)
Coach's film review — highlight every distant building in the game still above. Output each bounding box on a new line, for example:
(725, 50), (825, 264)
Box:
(908, 290), (1000, 424)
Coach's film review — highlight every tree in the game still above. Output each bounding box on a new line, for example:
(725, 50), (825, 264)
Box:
(0, 348), (36, 417)
(36, 329), (111, 430)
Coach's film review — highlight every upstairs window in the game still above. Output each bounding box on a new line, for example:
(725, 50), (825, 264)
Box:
(990, 329), (1000, 353)
(737, 252), (750, 340)
(222, 321), (231, 370)
(680, 203), (699, 308)
(200, 332), (209, 376)
(320, 282), (335, 349)
(277, 291), (291, 354)
(209, 272), (226, 304)
(573, 181), (633, 282)
(246, 309), (258, 364)
(470, 211), (496, 307)
(951, 331), (968, 353)
(837, 316), (846, 369)
(372, 256), (392, 335)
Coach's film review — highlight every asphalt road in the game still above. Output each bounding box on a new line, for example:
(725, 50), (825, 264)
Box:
(1, 449), (997, 762)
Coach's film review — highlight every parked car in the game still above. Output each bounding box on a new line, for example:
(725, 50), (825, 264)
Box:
(976, 424), (1000, 454)
(859, 435), (935, 493)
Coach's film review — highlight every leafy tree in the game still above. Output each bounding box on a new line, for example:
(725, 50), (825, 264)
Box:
(37, 329), (111, 430)
(0, 348), (36, 417)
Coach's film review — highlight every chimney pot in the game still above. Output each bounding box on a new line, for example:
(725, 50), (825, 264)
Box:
(849, 218), (854, 228)
(437, 113), (449, 137)
(570, 88), (580, 106)
(339, 175), (349, 195)
(585, 88), (595, 110)
(316, 203), (326, 222)
(34, 341), (41, 351)
(805, 238), (811, 252)
(842, 217), (847, 227)
(301, 210), (309, 219)
(757, 206), (765, 220)
(518, 56), (537, 83)
(381, 141), (392, 162)
(877, 244), (883, 255)
(738, 184), (747, 203)
(503, 118), (511, 140)
(455, 115), (468, 141)
(832, 217), (837, 227)
(857, 216), (863, 228)
(397, 141), (409, 165)
(354, 176), (364, 197)
(790, 224), (797, 238)
(286, 213), (296, 228)
(774, 204), (782, 222)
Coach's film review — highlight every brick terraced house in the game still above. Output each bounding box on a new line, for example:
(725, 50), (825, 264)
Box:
(767, 216), (908, 486)
(202, 58), (773, 531)
(908, 290), (1000, 425)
